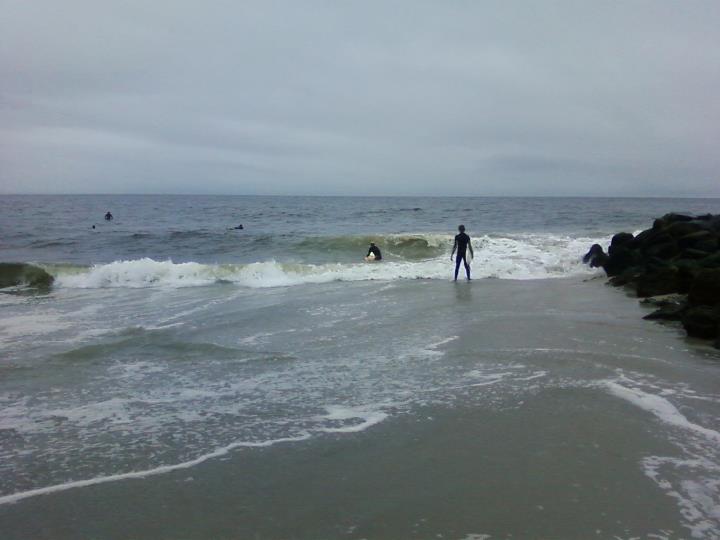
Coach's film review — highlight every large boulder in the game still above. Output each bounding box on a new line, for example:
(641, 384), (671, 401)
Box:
(676, 263), (702, 294)
(631, 228), (663, 249)
(608, 266), (642, 287)
(657, 213), (695, 225)
(678, 230), (715, 249)
(641, 293), (687, 321)
(698, 252), (720, 269)
(604, 250), (639, 277)
(582, 244), (608, 268)
(643, 304), (687, 321)
(688, 268), (720, 306)
(635, 267), (680, 298)
(679, 249), (714, 260)
(665, 220), (706, 238)
(681, 305), (720, 339)
(604, 233), (639, 277)
(608, 232), (634, 255)
(643, 241), (679, 259)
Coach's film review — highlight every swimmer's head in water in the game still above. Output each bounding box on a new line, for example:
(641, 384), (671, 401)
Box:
(458, 225), (465, 232)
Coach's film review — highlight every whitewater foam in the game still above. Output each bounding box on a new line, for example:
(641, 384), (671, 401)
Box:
(318, 405), (389, 433)
(0, 433), (312, 506)
(641, 456), (720, 539)
(603, 381), (720, 444)
(0, 404), (393, 505)
(47, 232), (603, 289)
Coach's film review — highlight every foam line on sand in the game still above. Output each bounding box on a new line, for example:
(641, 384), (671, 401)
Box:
(0, 434), (311, 506)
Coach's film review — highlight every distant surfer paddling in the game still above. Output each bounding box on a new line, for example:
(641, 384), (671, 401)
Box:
(365, 242), (382, 262)
(450, 225), (473, 281)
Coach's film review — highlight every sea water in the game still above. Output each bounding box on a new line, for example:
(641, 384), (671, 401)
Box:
(1, 195), (720, 539)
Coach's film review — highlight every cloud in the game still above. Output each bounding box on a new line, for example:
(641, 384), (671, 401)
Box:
(1, 1), (719, 195)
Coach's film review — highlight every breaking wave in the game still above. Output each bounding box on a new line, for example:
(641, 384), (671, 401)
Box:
(0, 262), (54, 290)
(294, 233), (449, 260)
(39, 233), (605, 289)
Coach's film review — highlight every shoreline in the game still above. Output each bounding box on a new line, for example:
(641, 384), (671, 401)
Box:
(0, 396), (686, 540)
(2, 276), (719, 538)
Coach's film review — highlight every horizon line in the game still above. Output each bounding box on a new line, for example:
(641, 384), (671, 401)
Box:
(3, 193), (720, 199)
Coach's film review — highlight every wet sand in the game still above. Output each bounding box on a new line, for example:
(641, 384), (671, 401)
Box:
(3, 277), (720, 539)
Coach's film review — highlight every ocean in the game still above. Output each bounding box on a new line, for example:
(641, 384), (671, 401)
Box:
(1, 195), (720, 539)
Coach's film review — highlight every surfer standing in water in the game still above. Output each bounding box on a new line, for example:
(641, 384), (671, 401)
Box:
(451, 225), (473, 281)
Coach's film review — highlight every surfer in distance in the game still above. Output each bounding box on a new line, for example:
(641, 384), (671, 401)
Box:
(365, 242), (382, 262)
(451, 225), (473, 281)
(104, 211), (113, 221)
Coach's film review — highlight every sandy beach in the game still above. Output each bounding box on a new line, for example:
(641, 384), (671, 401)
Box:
(2, 275), (719, 539)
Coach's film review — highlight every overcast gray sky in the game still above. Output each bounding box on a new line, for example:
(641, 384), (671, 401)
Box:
(1, 1), (719, 196)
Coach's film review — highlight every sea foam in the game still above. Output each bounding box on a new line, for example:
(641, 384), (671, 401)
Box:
(47, 232), (605, 289)
(603, 381), (720, 444)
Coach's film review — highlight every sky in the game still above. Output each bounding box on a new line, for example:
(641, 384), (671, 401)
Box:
(1, 1), (719, 197)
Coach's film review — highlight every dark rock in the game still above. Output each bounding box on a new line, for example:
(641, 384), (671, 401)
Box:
(678, 230), (714, 249)
(639, 293), (687, 308)
(608, 275), (630, 287)
(641, 293), (687, 321)
(643, 304), (687, 321)
(679, 248), (714, 260)
(665, 220), (705, 238)
(643, 231), (673, 247)
(677, 264), (701, 294)
(681, 305), (720, 339)
(698, 253), (720, 269)
(635, 267), (680, 298)
(608, 232), (634, 255)
(652, 214), (695, 231)
(586, 212), (720, 344)
(631, 228), (662, 248)
(688, 268), (720, 306)
(608, 267), (642, 287)
(660, 213), (695, 224)
(604, 250), (639, 277)
(582, 244), (608, 268)
(644, 257), (673, 271)
(644, 241), (679, 259)
(691, 238), (719, 254)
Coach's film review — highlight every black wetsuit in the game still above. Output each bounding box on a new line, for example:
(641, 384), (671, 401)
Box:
(454, 232), (471, 280)
(367, 246), (382, 260)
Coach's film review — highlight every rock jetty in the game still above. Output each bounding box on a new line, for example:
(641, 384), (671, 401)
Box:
(584, 213), (720, 348)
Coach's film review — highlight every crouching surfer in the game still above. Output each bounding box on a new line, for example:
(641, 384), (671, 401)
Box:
(365, 242), (382, 262)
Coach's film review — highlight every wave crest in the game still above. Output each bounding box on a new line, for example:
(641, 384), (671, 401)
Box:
(295, 233), (449, 260)
(0, 262), (54, 290)
(40, 232), (605, 289)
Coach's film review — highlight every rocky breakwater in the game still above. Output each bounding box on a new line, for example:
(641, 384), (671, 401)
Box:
(583, 213), (720, 348)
